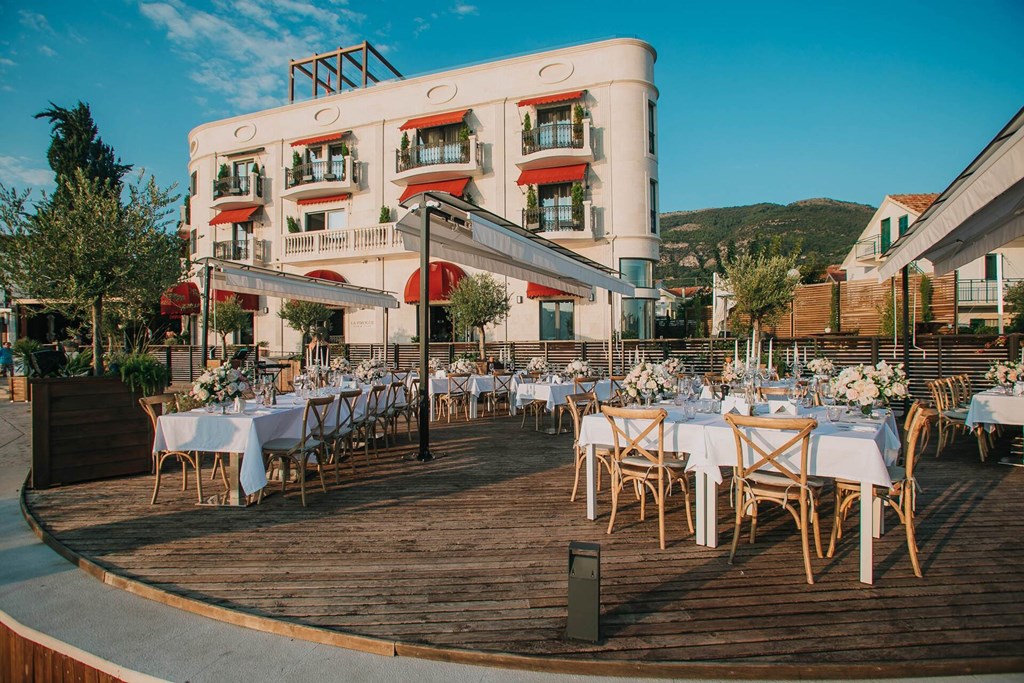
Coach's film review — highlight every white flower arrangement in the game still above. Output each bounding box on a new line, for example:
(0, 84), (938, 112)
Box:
(831, 360), (908, 411)
(449, 358), (477, 374)
(807, 357), (835, 376)
(985, 360), (1023, 386)
(526, 357), (550, 374)
(661, 357), (682, 376)
(721, 359), (742, 383)
(329, 356), (351, 372)
(428, 357), (442, 373)
(191, 366), (250, 405)
(354, 357), (387, 384)
(622, 361), (674, 402)
(564, 358), (592, 378)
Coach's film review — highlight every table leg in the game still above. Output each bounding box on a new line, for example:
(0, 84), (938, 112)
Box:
(859, 479), (874, 584)
(429, 394), (436, 422)
(696, 473), (718, 548)
(873, 495), (885, 539)
(586, 444), (596, 521)
(470, 396), (478, 419)
(227, 453), (245, 507)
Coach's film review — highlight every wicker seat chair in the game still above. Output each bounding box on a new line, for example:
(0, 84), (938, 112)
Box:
(261, 396), (333, 507)
(437, 373), (471, 422)
(323, 389), (362, 481)
(140, 394), (211, 505)
(565, 392), (614, 501)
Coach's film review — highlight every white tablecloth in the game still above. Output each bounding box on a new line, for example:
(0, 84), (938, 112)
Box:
(516, 380), (613, 411)
(965, 390), (1024, 431)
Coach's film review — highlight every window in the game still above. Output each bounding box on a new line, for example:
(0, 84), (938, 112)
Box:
(232, 221), (251, 243)
(621, 299), (653, 339)
(189, 171), (197, 197)
(416, 123), (465, 165)
(327, 143), (347, 178)
(415, 305), (453, 342)
(898, 214), (909, 236)
(537, 105), (572, 148)
(620, 258), (653, 288)
(985, 253), (999, 281)
(327, 309), (345, 340)
(539, 300), (574, 341)
(880, 218), (892, 252)
(649, 179), (658, 234)
(232, 159), (251, 177)
(189, 229), (197, 255)
(647, 100), (657, 155)
(305, 209), (348, 232)
(535, 182), (578, 230)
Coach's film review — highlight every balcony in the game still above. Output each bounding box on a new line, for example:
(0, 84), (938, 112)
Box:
(517, 120), (594, 170)
(522, 202), (595, 240)
(393, 137), (483, 184)
(282, 222), (404, 263)
(280, 157), (358, 201)
(854, 236), (882, 262)
(211, 175), (265, 210)
(957, 278), (1024, 304)
(213, 238), (270, 264)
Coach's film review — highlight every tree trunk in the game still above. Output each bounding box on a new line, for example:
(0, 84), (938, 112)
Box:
(220, 334), (228, 362)
(751, 318), (761, 369)
(91, 296), (104, 376)
(477, 326), (486, 361)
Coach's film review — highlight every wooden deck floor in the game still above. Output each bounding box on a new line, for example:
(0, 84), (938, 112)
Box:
(24, 414), (1024, 676)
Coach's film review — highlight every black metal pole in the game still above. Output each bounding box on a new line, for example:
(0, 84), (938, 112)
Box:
(901, 265), (911, 414)
(200, 263), (212, 364)
(417, 202), (434, 461)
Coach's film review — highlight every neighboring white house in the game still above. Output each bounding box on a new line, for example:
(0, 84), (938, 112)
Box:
(840, 193), (1024, 328)
(179, 38), (660, 355)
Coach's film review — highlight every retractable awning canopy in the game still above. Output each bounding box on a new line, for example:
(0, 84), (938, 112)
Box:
(878, 106), (1024, 279)
(195, 258), (398, 309)
(396, 193), (634, 299)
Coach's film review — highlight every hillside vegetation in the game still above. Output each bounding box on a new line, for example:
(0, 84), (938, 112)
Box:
(656, 198), (875, 286)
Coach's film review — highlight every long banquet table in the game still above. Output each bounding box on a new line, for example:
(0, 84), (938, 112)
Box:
(578, 404), (901, 584)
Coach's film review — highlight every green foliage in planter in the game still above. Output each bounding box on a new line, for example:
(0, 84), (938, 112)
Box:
(12, 338), (41, 376)
(458, 125), (471, 142)
(217, 163), (229, 179)
(61, 348), (93, 377)
(526, 185), (537, 210)
(400, 131), (410, 151)
(829, 282), (841, 332)
(571, 182), (585, 220)
(286, 216), (300, 233)
(378, 205), (391, 223)
(919, 275), (934, 323)
(338, 142), (349, 157)
(522, 112), (532, 131)
(250, 163), (260, 176)
(573, 103), (584, 124)
(108, 351), (169, 396)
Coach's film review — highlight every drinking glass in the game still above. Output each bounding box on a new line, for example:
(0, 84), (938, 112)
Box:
(684, 404), (696, 420)
(826, 406), (843, 423)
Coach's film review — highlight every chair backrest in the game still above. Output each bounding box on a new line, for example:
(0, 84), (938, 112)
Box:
(384, 380), (404, 413)
(903, 399), (926, 435)
(363, 384), (386, 419)
(492, 373), (513, 394)
(407, 378), (421, 405)
(391, 369), (410, 385)
(723, 414), (817, 487)
(138, 393), (177, 434)
(608, 375), (626, 398)
(565, 391), (598, 443)
(926, 379), (948, 411)
(757, 386), (790, 401)
(950, 374), (971, 405)
(600, 405), (667, 467)
(333, 389), (363, 435)
(903, 406), (937, 482)
(446, 373), (471, 394)
(573, 376), (600, 395)
(300, 396), (335, 446)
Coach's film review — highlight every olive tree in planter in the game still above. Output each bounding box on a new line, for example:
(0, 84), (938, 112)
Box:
(571, 182), (585, 228)
(399, 131), (411, 168)
(525, 185), (539, 229)
(210, 295), (250, 362)
(448, 273), (511, 362)
(724, 253), (800, 361)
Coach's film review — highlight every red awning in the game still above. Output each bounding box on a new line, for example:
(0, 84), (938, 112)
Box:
(296, 193), (351, 206)
(516, 164), (588, 186)
(304, 269), (346, 283)
(213, 289), (260, 311)
(526, 282), (577, 299)
(404, 262), (467, 304)
(399, 177), (470, 203)
(160, 282), (201, 318)
(399, 109), (469, 131)
(209, 206), (260, 225)
(289, 131), (349, 147)
(516, 90), (584, 108)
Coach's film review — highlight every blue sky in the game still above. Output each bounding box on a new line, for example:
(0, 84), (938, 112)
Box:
(1, 0), (1022, 211)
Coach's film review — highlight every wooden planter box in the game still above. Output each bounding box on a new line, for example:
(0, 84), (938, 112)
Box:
(275, 359), (302, 393)
(9, 376), (31, 402)
(31, 377), (153, 489)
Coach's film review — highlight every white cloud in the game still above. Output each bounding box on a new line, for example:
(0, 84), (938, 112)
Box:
(136, 0), (365, 112)
(0, 156), (54, 190)
(451, 3), (478, 16)
(38, 45), (57, 58)
(19, 11), (54, 33)
(413, 17), (430, 36)
(0, 57), (15, 68)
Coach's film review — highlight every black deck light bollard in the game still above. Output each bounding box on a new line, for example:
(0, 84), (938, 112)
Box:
(567, 541), (600, 642)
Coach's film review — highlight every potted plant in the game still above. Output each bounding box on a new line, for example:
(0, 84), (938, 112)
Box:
(399, 131), (411, 168)
(571, 182), (585, 228)
(109, 351), (170, 396)
(9, 338), (40, 402)
(291, 151), (303, 187)
(250, 163), (262, 197)
(286, 216), (301, 233)
(522, 112), (534, 154)
(378, 205), (391, 223)
(525, 185), (539, 230)
(572, 103), (585, 146)
(215, 163), (230, 198)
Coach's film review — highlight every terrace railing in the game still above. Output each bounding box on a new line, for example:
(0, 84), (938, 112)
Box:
(521, 122), (585, 155)
(285, 159), (347, 187)
(957, 278), (1024, 304)
(396, 139), (471, 173)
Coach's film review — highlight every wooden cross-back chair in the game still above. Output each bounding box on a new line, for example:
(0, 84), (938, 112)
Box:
(377, 380), (406, 446)
(261, 396), (334, 507)
(437, 373), (471, 422)
(828, 406), (937, 578)
(324, 389), (362, 481)
(140, 394), (212, 505)
(486, 372), (514, 417)
(756, 385), (791, 402)
(605, 375), (627, 407)
(565, 392), (613, 502)
(555, 376), (601, 433)
(926, 378), (969, 459)
(704, 373), (727, 400)
(723, 414), (823, 584)
(351, 384), (386, 463)
(602, 405), (692, 550)
(518, 374), (548, 430)
(396, 378), (420, 439)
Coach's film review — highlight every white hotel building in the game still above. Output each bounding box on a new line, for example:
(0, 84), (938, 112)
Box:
(181, 38), (660, 354)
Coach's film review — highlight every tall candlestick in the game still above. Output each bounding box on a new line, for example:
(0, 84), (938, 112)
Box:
(768, 339), (773, 372)
(734, 339), (739, 361)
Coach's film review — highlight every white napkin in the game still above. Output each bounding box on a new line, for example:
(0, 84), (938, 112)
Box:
(768, 399), (798, 416)
(720, 396), (752, 416)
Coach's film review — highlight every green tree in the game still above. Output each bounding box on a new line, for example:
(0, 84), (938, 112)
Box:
(919, 274), (934, 323)
(1005, 281), (1024, 333)
(34, 101), (131, 198)
(447, 273), (511, 359)
(725, 253), (800, 354)
(829, 281), (841, 332)
(877, 287), (905, 339)
(0, 170), (181, 375)
(210, 296), (250, 360)
(277, 299), (332, 351)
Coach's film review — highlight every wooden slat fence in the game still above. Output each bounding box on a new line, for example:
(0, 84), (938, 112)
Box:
(1, 616), (129, 683)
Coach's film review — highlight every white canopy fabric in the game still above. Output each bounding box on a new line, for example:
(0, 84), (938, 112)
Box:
(199, 258), (399, 309)
(396, 193), (635, 298)
(878, 107), (1024, 279)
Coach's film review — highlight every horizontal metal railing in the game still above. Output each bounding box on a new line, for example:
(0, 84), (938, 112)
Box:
(957, 278), (1024, 303)
(854, 236), (880, 260)
(212, 175), (261, 199)
(522, 205), (585, 232)
(285, 159), (347, 187)
(213, 239), (249, 260)
(521, 122), (584, 155)
(396, 139), (470, 172)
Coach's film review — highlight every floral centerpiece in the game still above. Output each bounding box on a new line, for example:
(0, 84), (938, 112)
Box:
(354, 357), (387, 384)
(191, 366), (250, 408)
(721, 358), (741, 383)
(807, 357), (834, 377)
(449, 358), (477, 374)
(985, 360), (1023, 388)
(622, 361), (674, 405)
(329, 356), (351, 373)
(428, 357), (442, 373)
(831, 360), (909, 415)
(564, 358), (592, 378)
(661, 357), (682, 376)
(526, 357), (550, 374)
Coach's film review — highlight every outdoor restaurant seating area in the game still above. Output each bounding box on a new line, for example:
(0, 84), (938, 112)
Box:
(19, 349), (1024, 675)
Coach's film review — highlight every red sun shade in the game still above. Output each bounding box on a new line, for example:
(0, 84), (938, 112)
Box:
(399, 109), (469, 131)
(516, 164), (588, 186)
(516, 90), (584, 107)
(296, 193), (351, 206)
(213, 289), (259, 311)
(399, 177), (470, 203)
(160, 282), (201, 318)
(209, 206), (260, 225)
(526, 283), (576, 299)
(304, 269), (346, 283)
(404, 262), (467, 304)
(289, 131), (348, 147)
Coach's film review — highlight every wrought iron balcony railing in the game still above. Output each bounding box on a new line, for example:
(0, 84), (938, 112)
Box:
(522, 205), (586, 232)
(957, 278), (1024, 303)
(854, 236), (881, 260)
(396, 139), (471, 173)
(285, 159), (347, 188)
(212, 175), (262, 199)
(521, 122), (584, 155)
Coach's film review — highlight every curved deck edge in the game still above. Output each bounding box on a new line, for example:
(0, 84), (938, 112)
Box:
(20, 483), (1024, 681)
